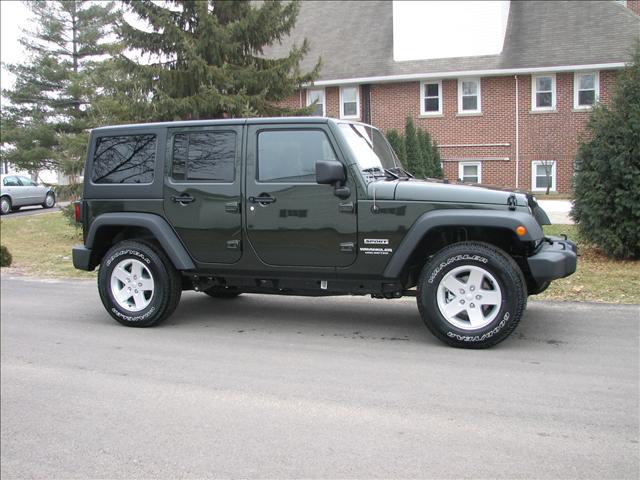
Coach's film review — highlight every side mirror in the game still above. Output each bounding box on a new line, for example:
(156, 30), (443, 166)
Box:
(316, 160), (346, 185)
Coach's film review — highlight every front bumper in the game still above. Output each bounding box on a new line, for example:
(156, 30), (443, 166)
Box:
(527, 236), (577, 283)
(72, 244), (94, 271)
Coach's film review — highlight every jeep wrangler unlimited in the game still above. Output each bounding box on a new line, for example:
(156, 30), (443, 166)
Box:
(72, 117), (576, 348)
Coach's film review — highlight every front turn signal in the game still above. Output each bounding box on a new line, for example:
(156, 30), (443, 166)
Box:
(516, 225), (527, 237)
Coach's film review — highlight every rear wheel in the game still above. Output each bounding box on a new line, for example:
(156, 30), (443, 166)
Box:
(417, 241), (527, 349)
(98, 241), (182, 327)
(0, 197), (11, 215)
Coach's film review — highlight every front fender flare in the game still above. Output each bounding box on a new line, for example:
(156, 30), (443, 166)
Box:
(383, 209), (543, 279)
(85, 212), (195, 271)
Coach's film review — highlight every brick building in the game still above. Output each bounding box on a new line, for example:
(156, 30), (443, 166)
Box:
(268, 1), (640, 193)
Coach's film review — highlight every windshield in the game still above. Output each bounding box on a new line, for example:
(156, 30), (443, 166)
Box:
(338, 123), (401, 180)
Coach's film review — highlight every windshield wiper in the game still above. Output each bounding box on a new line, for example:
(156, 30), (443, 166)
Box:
(386, 166), (413, 179)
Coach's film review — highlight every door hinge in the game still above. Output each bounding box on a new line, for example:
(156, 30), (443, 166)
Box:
(339, 242), (355, 253)
(339, 202), (355, 213)
(225, 202), (240, 214)
(226, 240), (241, 250)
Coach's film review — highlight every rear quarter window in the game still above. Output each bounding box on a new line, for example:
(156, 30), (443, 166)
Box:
(92, 134), (157, 184)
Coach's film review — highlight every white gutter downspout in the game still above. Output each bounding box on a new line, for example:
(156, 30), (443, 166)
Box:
(515, 75), (520, 190)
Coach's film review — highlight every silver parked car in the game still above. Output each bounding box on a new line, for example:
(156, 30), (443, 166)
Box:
(0, 175), (56, 214)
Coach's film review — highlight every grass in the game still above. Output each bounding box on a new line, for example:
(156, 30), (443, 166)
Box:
(0, 210), (95, 279)
(538, 224), (640, 304)
(1, 212), (638, 304)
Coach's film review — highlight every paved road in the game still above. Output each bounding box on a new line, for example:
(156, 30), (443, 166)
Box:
(1, 276), (638, 479)
(1, 202), (70, 218)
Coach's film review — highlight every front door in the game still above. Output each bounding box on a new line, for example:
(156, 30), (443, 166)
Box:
(245, 124), (357, 267)
(164, 126), (242, 264)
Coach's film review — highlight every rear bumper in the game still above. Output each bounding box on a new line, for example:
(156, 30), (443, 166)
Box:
(527, 236), (577, 283)
(72, 245), (93, 271)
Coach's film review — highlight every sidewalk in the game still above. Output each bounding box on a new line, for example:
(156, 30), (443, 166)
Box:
(538, 199), (573, 224)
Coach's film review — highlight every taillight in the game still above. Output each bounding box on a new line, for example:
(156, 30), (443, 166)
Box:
(74, 201), (81, 223)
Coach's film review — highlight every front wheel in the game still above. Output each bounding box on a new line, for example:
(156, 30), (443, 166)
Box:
(417, 242), (527, 349)
(98, 241), (182, 327)
(42, 192), (55, 208)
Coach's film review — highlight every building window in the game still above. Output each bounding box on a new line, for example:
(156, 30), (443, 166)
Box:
(421, 80), (442, 115)
(532, 161), (556, 192)
(574, 72), (599, 109)
(532, 74), (556, 111)
(306, 89), (325, 116)
(458, 78), (481, 113)
(340, 86), (360, 119)
(459, 162), (481, 183)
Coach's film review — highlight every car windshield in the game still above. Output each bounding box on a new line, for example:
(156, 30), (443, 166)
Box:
(338, 123), (403, 181)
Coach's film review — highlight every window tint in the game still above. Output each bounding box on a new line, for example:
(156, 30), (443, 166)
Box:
(258, 130), (337, 183)
(3, 176), (20, 187)
(92, 134), (156, 184)
(18, 177), (37, 187)
(172, 131), (236, 182)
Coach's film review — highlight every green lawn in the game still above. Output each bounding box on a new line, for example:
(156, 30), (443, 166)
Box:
(1, 211), (95, 278)
(1, 212), (638, 303)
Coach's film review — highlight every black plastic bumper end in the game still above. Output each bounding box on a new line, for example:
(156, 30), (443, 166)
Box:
(72, 245), (94, 271)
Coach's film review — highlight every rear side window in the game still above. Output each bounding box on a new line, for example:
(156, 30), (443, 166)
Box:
(171, 131), (236, 182)
(3, 176), (20, 187)
(258, 130), (336, 183)
(92, 134), (157, 184)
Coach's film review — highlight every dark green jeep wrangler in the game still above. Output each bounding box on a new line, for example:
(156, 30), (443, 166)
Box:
(73, 117), (576, 348)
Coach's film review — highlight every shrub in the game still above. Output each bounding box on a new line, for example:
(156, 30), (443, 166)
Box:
(571, 42), (640, 259)
(386, 129), (406, 168)
(0, 245), (12, 267)
(61, 203), (81, 230)
(404, 117), (424, 178)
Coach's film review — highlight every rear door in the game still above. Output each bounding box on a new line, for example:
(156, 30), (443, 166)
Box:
(245, 123), (357, 267)
(163, 126), (243, 264)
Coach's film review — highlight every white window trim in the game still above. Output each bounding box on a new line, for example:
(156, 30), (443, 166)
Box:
(574, 71), (600, 110)
(458, 161), (482, 183)
(531, 160), (557, 192)
(306, 88), (326, 116)
(420, 80), (443, 116)
(457, 78), (481, 114)
(531, 74), (557, 111)
(339, 85), (360, 119)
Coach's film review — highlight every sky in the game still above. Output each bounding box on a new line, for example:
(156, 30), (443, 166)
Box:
(1, 1), (32, 90)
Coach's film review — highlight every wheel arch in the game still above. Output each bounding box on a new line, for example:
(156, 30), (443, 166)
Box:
(85, 213), (195, 271)
(383, 209), (543, 282)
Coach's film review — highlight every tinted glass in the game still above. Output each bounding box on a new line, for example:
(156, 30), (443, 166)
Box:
(3, 176), (19, 187)
(92, 134), (156, 184)
(18, 177), (37, 187)
(258, 130), (336, 183)
(172, 131), (235, 182)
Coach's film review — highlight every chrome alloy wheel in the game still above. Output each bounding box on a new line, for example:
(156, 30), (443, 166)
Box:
(110, 258), (155, 312)
(45, 193), (55, 207)
(436, 265), (502, 330)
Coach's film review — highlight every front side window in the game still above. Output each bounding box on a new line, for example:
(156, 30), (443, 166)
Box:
(306, 89), (325, 116)
(171, 131), (236, 182)
(532, 74), (556, 110)
(258, 130), (337, 183)
(532, 161), (556, 191)
(421, 80), (442, 115)
(458, 78), (481, 113)
(459, 162), (481, 183)
(340, 86), (360, 119)
(92, 134), (156, 184)
(574, 72), (599, 109)
(18, 177), (37, 187)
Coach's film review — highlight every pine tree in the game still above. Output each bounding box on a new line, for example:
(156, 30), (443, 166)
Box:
(386, 129), (406, 169)
(1, 1), (121, 181)
(571, 42), (640, 259)
(107, 0), (320, 122)
(417, 128), (432, 177)
(431, 138), (443, 178)
(404, 117), (424, 178)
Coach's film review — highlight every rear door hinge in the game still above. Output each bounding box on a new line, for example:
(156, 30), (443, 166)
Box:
(225, 202), (240, 214)
(339, 202), (355, 213)
(226, 240), (241, 250)
(339, 242), (355, 253)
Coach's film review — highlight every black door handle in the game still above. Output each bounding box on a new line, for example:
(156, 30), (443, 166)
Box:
(249, 194), (276, 205)
(171, 195), (195, 205)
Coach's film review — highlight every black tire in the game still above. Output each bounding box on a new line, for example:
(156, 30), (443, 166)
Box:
(203, 287), (242, 298)
(42, 192), (55, 208)
(417, 241), (527, 349)
(98, 240), (182, 327)
(0, 196), (11, 215)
